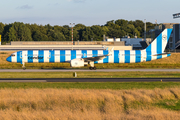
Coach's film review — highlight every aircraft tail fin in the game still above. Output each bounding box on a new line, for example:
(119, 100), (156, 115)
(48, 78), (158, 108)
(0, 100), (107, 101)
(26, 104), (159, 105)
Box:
(144, 28), (173, 54)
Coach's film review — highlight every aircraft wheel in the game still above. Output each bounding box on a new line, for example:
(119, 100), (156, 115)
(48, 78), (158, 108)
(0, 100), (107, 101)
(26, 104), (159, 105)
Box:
(23, 67), (26, 70)
(89, 67), (96, 70)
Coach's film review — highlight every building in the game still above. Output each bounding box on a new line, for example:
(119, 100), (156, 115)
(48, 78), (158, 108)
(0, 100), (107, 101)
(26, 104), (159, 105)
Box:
(172, 24), (180, 50)
(121, 38), (143, 49)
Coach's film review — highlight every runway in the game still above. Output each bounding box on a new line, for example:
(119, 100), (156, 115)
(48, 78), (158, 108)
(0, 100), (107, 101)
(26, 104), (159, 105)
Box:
(0, 69), (180, 72)
(0, 78), (180, 82)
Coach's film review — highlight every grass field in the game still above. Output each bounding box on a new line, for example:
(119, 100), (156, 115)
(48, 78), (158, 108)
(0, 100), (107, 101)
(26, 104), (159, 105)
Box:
(1, 52), (180, 119)
(1, 51), (180, 69)
(0, 88), (180, 120)
(0, 82), (180, 89)
(1, 71), (180, 78)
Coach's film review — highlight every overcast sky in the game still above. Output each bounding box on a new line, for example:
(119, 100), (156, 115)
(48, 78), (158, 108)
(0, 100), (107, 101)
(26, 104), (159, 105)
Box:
(1, 0), (180, 26)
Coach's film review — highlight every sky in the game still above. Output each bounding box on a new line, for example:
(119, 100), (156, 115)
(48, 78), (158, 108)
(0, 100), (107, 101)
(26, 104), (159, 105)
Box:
(1, 0), (180, 26)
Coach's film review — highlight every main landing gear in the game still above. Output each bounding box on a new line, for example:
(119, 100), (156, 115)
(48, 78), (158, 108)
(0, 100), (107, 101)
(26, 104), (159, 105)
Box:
(89, 67), (96, 70)
(22, 62), (26, 70)
(89, 61), (96, 70)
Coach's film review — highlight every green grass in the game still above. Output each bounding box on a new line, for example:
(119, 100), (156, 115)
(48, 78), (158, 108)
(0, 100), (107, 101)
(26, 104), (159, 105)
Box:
(0, 82), (180, 89)
(155, 100), (180, 111)
(0, 52), (7, 54)
(1, 71), (180, 78)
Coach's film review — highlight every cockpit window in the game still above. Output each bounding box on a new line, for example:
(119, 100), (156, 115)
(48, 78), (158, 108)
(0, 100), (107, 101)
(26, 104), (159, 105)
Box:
(11, 54), (15, 56)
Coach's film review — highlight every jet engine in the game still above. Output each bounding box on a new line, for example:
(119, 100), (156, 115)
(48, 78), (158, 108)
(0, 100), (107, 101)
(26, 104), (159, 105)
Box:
(70, 58), (87, 67)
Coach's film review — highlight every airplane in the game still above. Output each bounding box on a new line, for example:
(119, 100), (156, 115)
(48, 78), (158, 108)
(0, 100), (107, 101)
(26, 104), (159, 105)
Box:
(6, 28), (173, 70)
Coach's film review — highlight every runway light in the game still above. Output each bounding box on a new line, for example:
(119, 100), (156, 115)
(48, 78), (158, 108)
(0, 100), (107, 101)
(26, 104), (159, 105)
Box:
(73, 72), (77, 77)
(161, 79), (162, 82)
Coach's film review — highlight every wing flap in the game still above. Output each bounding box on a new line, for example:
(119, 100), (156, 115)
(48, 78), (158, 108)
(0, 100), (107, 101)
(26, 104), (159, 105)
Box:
(83, 55), (108, 62)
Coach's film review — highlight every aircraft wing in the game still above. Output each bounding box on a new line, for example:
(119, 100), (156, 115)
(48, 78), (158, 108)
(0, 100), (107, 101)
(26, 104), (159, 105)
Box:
(83, 55), (108, 62)
(83, 47), (114, 62)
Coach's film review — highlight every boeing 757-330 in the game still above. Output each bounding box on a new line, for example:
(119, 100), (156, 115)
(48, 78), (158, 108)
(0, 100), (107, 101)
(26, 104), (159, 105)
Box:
(6, 28), (173, 70)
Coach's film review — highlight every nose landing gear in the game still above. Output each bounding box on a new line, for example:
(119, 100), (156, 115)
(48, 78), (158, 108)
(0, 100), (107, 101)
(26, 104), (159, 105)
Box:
(22, 62), (26, 70)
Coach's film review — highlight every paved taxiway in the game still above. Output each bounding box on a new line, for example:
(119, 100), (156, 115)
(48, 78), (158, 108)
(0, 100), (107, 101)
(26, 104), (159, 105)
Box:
(0, 78), (180, 82)
(0, 69), (180, 72)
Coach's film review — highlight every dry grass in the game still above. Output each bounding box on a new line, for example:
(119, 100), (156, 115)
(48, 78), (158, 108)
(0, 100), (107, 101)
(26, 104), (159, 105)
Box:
(2, 51), (180, 69)
(0, 88), (180, 120)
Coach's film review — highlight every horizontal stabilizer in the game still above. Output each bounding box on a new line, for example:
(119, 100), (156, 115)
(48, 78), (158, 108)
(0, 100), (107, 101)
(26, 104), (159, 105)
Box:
(152, 52), (171, 56)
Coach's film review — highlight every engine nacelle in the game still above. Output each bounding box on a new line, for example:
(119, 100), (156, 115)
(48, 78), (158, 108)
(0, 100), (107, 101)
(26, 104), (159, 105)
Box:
(70, 58), (86, 67)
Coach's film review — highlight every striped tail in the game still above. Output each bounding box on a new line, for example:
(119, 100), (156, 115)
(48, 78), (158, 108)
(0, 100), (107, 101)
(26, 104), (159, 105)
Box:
(144, 28), (173, 54)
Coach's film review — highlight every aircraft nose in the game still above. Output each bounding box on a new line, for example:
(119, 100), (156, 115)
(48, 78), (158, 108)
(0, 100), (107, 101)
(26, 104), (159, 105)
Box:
(6, 56), (11, 62)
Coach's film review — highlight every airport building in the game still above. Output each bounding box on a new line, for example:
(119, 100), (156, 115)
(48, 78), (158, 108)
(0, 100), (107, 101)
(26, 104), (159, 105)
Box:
(104, 36), (143, 50)
(120, 38), (143, 49)
(0, 40), (132, 51)
(172, 24), (180, 50)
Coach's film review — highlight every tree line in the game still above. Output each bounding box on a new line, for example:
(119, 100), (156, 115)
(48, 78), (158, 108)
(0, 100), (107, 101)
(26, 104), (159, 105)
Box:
(0, 19), (156, 44)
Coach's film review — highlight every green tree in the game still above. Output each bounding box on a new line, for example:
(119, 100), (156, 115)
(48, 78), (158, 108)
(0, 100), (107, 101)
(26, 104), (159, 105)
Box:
(107, 28), (125, 38)
(33, 30), (49, 41)
(70, 29), (79, 41)
(102, 26), (109, 35)
(82, 27), (94, 41)
(47, 29), (66, 41)
(0, 22), (4, 35)
(115, 19), (128, 27)
(62, 25), (71, 41)
(74, 24), (86, 41)
(132, 20), (144, 37)
(8, 27), (16, 42)
(8, 22), (32, 42)
(105, 20), (115, 27)
(91, 25), (103, 41)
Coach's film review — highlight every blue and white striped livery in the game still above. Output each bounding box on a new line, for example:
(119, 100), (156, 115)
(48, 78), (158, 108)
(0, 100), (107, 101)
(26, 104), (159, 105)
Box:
(6, 29), (173, 70)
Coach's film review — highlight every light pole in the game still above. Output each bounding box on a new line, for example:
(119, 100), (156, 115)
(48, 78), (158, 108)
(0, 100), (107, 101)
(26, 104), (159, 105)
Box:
(70, 23), (75, 50)
(144, 19), (146, 41)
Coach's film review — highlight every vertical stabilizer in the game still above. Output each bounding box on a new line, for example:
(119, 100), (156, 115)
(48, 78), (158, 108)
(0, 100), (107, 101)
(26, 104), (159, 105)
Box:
(145, 28), (172, 54)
